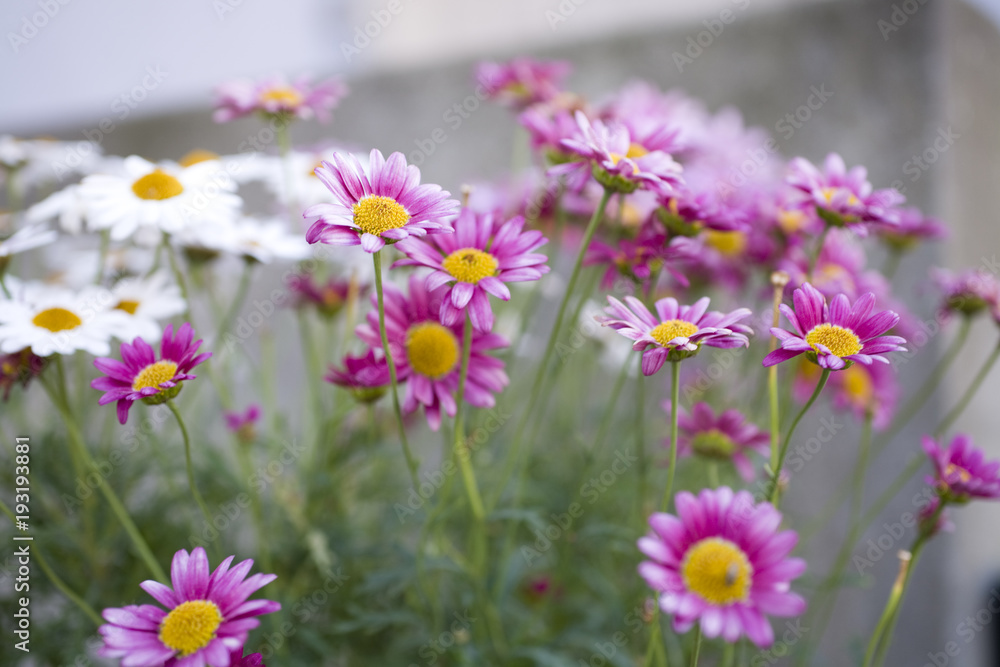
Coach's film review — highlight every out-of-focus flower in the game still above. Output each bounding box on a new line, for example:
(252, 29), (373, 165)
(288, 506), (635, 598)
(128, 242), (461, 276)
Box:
(228, 217), (312, 264)
(0, 135), (105, 190)
(213, 74), (347, 123)
(288, 273), (362, 319)
(933, 268), (1000, 322)
(875, 207), (947, 252)
(665, 402), (769, 482)
(305, 150), (458, 254)
(229, 648), (267, 667)
(917, 496), (953, 538)
(0, 348), (45, 400)
(325, 349), (390, 403)
(476, 58), (571, 109)
(91, 323), (211, 424)
(0, 224), (57, 268)
(551, 111), (684, 195)
(597, 295), (752, 374)
(225, 404), (261, 443)
(0, 281), (127, 357)
(98, 547), (279, 667)
(356, 275), (509, 430)
(395, 209), (549, 332)
(923, 434), (1000, 503)
(584, 221), (694, 291)
(108, 271), (187, 342)
(762, 283), (906, 370)
(638, 487), (807, 647)
(78, 156), (242, 243)
(793, 356), (898, 430)
(786, 153), (904, 232)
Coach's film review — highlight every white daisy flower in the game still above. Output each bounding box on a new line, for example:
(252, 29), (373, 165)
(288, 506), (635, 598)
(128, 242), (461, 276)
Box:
(26, 157), (126, 234)
(78, 155), (243, 243)
(0, 281), (129, 357)
(107, 271), (186, 342)
(228, 217), (311, 263)
(0, 135), (104, 190)
(1, 224), (58, 259)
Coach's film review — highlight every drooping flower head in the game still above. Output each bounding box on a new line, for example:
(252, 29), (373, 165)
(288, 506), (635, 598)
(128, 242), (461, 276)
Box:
(325, 349), (391, 404)
(762, 283), (906, 370)
(551, 111), (684, 195)
(476, 58), (571, 109)
(287, 273), (362, 319)
(585, 220), (695, 291)
(793, 356), (898, 430)
(213, 74), (347, 123)
(356, 275), (509, 430)
(875, 206), (947, 252)
(91, 323), (211, 424)
(225, 404), (261, 444)
(597, 295), (752, 375)
(394, 209), (549, 332)
(638, 487), (807, 648)
(665, 402), (769, 482)
(98, 547), (280, 667)
(786, 153), (904, 232)
(0, 348), (46, 400)
(933, 268), (1000, 323)
(305, 149), (459, 254)
(923, 434), (1000, 504)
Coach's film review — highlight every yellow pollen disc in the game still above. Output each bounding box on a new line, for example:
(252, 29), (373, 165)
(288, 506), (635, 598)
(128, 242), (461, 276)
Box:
(115, 300), (140, 315)
(608, 142), (648, 167)
(441, 248), (499, 284)
(32, 307), (82, 333)
(132, 170), (184, 201)
(405, 322), (459, 379)
(805, 324), (862, 358)
(681, 537), (753, 606)
(842, 364), (873, 405)
(259, 86), (304, 107)
(352, 195), (410, 237)
(777, 209), (805, 234)
(650, 319), (699, 347)
(158, 600), (222, 657)
(704, 230), (747, 256)
(179, 149), (219, 167)
(944, 463), (972, 483)
(820, 187), (859, 207)
(132, 360), (179, 392)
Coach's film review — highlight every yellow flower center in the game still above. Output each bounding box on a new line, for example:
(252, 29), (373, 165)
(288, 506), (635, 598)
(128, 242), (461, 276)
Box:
(681, 537), (753, 606)
(405, 322), (459, 379)
(944, 463), (972, 484)
(777, 209), (806, 234)
(352, 195), (410, 237)
(650, 320), (699, 347)
(609, 142), (649, 165)
(179, 149), (220, 167)
(842, 364), (873, 405)
(691, 429), (737, 459)
(32, 307), (83, 332)
(820, 187), (860, 207)
(115, 300), (140, 315)
(704, 230), (748, 257)
(805, 324), (862, 358)
(441, 248), (499, 284)
(158, 600), (222, 657)
(259, 86), (304, 107)
(132, 361), (179, 392)
(132, 170), (184, 201)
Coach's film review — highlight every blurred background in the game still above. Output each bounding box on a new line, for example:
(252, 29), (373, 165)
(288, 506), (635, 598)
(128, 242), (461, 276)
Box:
(3, 0), (1000, 664)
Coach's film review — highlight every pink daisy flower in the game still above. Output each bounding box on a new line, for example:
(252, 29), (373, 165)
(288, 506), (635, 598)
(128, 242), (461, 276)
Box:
(356, 275), (509, 430)
(304, 150), (459, 254)
(933, 267), (1000, 322)
(91, 323), (211, 424)
(551, 111), (684, 195)
(874, 206), (947, 251)
(98, 547), (280, 667)
(213, 74), (347, 123)
(786, 153), (904, 232)
(762, 283), (906, 371)
(638, 487), (807, 648)
(597, 295), (752, 375)
(228, 648), (266, 666)
(923, 434), (1000, 503)
(224, 404), (261, 443)
(394, 209), (549, 332)
(287, 273), (362, 319)
(665, 402), (769, 482)
(325, 349), (391, 403)
(476, 57), (571, 109)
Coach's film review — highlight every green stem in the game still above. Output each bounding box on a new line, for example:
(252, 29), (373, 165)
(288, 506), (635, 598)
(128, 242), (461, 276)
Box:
(707, 462), (720, 489)
(636, 354), (647, 521)
(372, 250), (421, 490)
(689, 624), (703, 667)
(36, 544), (103, 626)
(643, 611), (662, 667)
(166, 401), (216, 549)
(216, 260), (255, 345)
(770, 368), (829, 505)
(882, 248), (902, 281)
(934, 337), (1000, 438)
(660, 361), (681, 512)
(94, 229), (110, 285)
(164, 233), (191, 309)
(588, 361), (629, 454)
(807, 225), (830, 281)
(454, 312), (485, 521)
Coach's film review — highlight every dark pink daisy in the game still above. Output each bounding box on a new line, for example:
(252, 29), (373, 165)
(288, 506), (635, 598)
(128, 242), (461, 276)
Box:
(356, 275), (509, 431)
(923, 434), (1000, 503)
(394, 209), (549, 332)
(213, 74), (347, 123)
(476, 57), (571, 110)
(933, 267), (1000, 322)
(786, 153), (904, 232)
(638, 487), (807, 648)
(325, 349), (391, 403)
(224, 404), (261, 443)
(228, 648), (266, 666)
(665, 402), (769, 483)
(304, 149), (459, 254)
(91, 323), (211, 425)
(98, 547), (280, 667)
(584, 221), (695, 291)
(550, 111), (684, 196)
(762, 282), (906, 371)
(597, 295), (752, 375)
